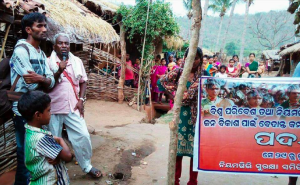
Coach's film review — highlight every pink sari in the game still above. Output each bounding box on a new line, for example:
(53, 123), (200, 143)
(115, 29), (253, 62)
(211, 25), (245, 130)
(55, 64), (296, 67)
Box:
(150, 65), (159, 93)
(155, 65), (167, 93)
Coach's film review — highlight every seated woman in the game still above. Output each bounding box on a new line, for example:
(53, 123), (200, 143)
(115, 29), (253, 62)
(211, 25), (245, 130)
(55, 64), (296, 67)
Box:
(246, 53), (260, 78)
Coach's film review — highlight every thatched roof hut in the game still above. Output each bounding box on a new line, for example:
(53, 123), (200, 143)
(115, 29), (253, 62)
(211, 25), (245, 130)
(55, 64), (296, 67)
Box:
(279, 42), (300, 57)
(0, 0), (119, 45)
(277, 42), (300, 76)
(262, 50), (280, 61)
(79, 0), (119, 18)
(40, 0), (119, 44)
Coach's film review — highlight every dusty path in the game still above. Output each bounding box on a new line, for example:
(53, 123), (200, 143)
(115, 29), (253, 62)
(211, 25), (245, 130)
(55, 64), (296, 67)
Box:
(68, 100), (290, 185)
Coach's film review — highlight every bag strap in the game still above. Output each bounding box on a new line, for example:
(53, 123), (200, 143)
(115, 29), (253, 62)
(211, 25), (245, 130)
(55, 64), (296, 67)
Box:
(9, 43), (30, 92)
(56, 63), (79, 100)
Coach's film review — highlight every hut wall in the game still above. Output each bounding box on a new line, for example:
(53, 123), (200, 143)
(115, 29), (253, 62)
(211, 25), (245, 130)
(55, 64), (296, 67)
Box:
(0, 120), (17, 175)
(87, 73), (136, 102)
(291, 52), (300, 76)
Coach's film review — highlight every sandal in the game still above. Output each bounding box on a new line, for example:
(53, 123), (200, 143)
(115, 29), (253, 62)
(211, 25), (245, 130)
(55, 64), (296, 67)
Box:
(88, 167), (102, 178)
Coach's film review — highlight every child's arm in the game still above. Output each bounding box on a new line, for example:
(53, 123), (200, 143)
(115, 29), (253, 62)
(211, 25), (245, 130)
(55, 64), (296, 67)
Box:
(53, 136), (73, 162)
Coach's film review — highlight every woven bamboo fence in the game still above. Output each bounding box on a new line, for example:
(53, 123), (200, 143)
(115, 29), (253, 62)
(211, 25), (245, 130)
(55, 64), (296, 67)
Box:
(87, 73), (137, 102)
(0, 119), (17, 175)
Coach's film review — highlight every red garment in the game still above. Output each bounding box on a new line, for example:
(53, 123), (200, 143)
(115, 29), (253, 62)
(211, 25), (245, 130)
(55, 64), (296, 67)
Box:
(125, 60), (134, 80)
(175, 156), (198, 185)
(226, 66), (237, 74)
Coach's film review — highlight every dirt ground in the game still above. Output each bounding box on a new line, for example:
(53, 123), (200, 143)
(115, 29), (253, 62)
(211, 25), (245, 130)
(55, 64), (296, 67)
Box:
(66, 100), (291, 185)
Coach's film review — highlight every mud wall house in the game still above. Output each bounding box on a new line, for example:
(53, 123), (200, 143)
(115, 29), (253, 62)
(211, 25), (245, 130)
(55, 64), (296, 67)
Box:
(0, 0), (122, 175)
(278, 42), (300, 77)
(261, 50), (281, 71)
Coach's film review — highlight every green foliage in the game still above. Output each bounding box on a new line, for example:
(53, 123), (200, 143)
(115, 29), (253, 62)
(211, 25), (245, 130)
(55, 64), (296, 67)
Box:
(287, 0), (300, 35)
(115, 0), (179, 60)
(209, 0), (233, 17)
(225, 42), (237, 56)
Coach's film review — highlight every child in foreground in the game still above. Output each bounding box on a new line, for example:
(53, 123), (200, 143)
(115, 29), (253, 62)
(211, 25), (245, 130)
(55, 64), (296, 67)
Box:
(215, 65), (228, 78)
(18, 91), (73, 185)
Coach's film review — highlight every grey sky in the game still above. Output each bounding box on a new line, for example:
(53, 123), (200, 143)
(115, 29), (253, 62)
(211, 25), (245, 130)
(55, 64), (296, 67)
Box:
(109, 0), (290, 17)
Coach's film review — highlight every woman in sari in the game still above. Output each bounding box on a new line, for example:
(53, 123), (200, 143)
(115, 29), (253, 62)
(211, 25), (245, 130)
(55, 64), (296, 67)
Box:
(161, 47), (203, 185)
(156, 58), (168, 103)
(246, 53), (259, 78)
(150, 58), (160, 101)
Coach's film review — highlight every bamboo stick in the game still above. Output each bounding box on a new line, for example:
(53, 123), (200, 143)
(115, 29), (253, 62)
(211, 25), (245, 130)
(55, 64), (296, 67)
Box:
(0, 24), (11, 60)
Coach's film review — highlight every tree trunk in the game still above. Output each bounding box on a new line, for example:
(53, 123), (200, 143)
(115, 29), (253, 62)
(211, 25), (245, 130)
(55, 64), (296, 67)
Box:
(215, 16), (224, 53)
(118, 23), (126, 104)
(220, 0), (238, 57)
(239, 0), (250, 64)
(167, 0), (202, 184)
(199, 0), (209, 48)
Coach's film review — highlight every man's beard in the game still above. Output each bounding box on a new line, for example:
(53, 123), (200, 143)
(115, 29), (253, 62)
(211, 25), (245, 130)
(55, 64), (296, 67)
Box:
(32, 33), (47, 41)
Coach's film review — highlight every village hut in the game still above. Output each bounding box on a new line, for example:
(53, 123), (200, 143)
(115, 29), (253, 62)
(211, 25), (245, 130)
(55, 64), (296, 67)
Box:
(261, 50), (281, 71)
(278, 42), (300, 76)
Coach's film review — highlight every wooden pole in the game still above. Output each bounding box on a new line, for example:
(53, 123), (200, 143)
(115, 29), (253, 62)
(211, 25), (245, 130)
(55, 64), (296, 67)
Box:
(113, 45), (116, 78)
(118, 23), (126, 104)
(0, 24), (11, 60)
(167, 0), (202, 184)
(137, 0), (151, 111)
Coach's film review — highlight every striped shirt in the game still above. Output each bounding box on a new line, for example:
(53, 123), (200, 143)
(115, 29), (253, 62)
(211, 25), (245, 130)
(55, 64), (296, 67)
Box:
(25, 124), (69, 185)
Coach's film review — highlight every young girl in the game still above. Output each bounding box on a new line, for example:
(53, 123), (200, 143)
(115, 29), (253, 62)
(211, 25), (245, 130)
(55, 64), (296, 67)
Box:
(226, 59), (238, 77)
(133, 58), (140, 88)
(156, 58), (168, 103)
(215, 65), (228, 78)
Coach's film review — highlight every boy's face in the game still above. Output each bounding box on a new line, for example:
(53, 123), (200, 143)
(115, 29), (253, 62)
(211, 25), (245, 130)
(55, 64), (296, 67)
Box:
(209, 58), (213, 64)
(36, 104), (51, 125)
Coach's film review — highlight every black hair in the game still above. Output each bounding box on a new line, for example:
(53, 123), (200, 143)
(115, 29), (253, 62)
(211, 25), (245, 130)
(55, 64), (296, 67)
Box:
(229, 59), (235, 63)
(176, 57), (181, 61)
(161, 58), (166, 63)
(233, 55), (239, 59)
(156, 55), (161, 59)
(249, 53), (255, 57)
(213, 55), (217, 58)
(18, 91), (51, 122)
(220, 65), (226, 70)
(208, 55), (213, 60)
(184, 47), (203, 68)
(203, 55), (208, 59)
(239, 84), (247, 90)
(205, 79), (221, 89)
(21, 12), (47, 39)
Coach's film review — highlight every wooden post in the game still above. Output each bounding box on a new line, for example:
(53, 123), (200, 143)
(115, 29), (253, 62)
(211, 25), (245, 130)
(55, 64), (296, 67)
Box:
(167, 0), (202, 184)
(137, 0), (151, 111)
(113, 45), (116, 78)
(118, 23), (126, 104)
(290, 53), (294, 76)
(0, 24), (11, 60)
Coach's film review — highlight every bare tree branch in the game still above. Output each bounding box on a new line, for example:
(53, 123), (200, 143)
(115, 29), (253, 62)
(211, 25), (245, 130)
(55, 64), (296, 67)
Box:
(250, 11), (295, 49)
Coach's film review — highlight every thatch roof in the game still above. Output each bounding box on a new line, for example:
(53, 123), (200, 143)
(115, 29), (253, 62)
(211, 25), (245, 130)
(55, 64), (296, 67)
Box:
(0, 0), (119, 44)
(262, 50), (280, 60)
(39, 0), (119, 44)
(82, 0), (119, 16)
(165, 36), (185, 50)
(279, 42), (300, 56)
(203, 48), (214, 56)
